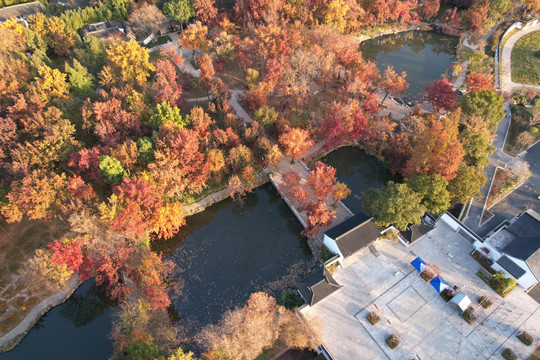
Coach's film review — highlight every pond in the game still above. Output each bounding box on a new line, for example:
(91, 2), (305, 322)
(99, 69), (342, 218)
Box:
(152, 183), (312, 344)
(1, 148), (392, 357)
(0, 280), (116, 360)
(321, 147), (395, 215)
(359, 30), (458, 99)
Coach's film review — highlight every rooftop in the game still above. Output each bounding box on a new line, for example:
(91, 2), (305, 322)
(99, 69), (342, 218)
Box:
(400, 223), (435, 244)
(81, 21), (124, 39)
(295, 266), (341, 306)
(496, 255), (527, 279)
(324, 212), (381, 257)
(0, 1), (41, 22)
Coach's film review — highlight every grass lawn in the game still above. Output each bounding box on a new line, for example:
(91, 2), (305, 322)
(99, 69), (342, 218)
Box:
(511, 31), (540, 86)
(144, 35), (172, 49)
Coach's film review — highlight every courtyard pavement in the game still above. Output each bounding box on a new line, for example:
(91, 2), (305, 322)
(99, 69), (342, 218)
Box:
(302, 220), (540, 360)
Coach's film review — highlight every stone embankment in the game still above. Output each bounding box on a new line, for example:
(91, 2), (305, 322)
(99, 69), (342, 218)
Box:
(0, 276), (83, 352)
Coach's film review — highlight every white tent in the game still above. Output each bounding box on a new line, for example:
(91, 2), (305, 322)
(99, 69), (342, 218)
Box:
(450, 292), (471, 312)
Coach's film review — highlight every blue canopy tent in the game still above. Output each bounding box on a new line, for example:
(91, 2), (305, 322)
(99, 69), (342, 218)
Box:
(429, 276), (450, 293)
(410, 257), (427, 273)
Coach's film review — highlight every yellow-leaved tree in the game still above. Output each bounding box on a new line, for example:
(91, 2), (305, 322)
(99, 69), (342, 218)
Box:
(100, 40), (155, 89)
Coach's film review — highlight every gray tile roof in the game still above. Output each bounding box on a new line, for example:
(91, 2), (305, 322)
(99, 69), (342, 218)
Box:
(295, 267), (341, 306)
(400, 223), (435, 244)
(0, 1), (42, 22)
(324, 213), (381, 258)
(496, 255), (526, 279)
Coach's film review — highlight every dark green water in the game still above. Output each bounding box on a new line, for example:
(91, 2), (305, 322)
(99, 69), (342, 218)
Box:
(321, 147), (395, 214)
(359, 30), (458, 98)
(0, 280), (116, 360)
(0, 148), (392, 358)
(152, 183), (312, 338)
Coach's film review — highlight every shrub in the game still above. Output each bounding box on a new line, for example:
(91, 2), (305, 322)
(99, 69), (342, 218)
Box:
(440, 289), (454, 302)
(478, 296), (493, 309)
(489, 271), (517, 297)
(279, 291), (302, 310)
(385, 334), (399, 349)
(420, 270), (434, 282)
(502, 348), (517, 360)
(321, 246), (335, 262)
(462, 308), (477, 324)
(366, 311), (380, 326)
(517, 331), (533, 346)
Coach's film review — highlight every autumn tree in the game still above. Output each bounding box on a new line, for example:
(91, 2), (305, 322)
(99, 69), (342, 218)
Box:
(303, 200), (336, 238)
(100, 40), (155, 88)
(1, 170), (68, 222)
(278, 127), (314, 161)
(465, 71), (494, 92)
(32, 65), (71, 105)
(29, 14), (76, 56)
(462, 0), (489, 34)
(197, 53), (215, 92)
(193, 0), (218, 24)
(254, 105), (278, 128)
(281, 171), (308, 207)
(149, 125), (209, 198)
(362, 181), (426, 230)
(420, 0), (440, 19)
(100, 178), (163, 238)
(199, 292), (313, 360)
(379, 66), (409, 105)
(425, 78), (456, 110)
(306, 162), (337, 201)
(153, 59), (183, 106)
(404, 113), (463, 180)
(178, 21), (209, 60)
(128, 3), (168, 39)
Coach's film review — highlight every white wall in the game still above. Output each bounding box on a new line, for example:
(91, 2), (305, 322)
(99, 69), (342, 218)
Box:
(440, 213), (460, 231)
(323, 234), (344, 262)
(490, 255), (538, 290)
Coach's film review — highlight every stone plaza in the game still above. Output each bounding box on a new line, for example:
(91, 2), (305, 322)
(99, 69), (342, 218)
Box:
(302, 220), (540, 360)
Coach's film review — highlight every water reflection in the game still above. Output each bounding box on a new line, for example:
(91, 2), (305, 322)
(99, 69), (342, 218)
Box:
(152, 183), (312, 341)
(322, 147), (396, 214)
(359, 30), (458, 97)
(0, 280), (115, 360)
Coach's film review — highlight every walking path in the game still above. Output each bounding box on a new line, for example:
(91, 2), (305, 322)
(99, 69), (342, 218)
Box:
(463, 20), (540, 234)
(500, 21), (540, 94)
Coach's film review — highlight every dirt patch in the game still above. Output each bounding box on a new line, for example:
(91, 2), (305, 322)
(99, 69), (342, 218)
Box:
(0, 218), (68, 336)
(485, 168), (518, 210)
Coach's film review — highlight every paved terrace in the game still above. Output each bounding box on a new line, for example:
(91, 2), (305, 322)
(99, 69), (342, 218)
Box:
(302, 220), (540, 360)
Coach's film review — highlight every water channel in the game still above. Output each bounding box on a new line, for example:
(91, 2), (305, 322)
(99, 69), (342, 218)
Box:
(1, 31), (457, 359)
(359, 30), (459, 98)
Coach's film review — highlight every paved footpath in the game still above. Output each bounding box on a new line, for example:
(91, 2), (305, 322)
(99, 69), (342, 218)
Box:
(500, 21), (540, 94)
